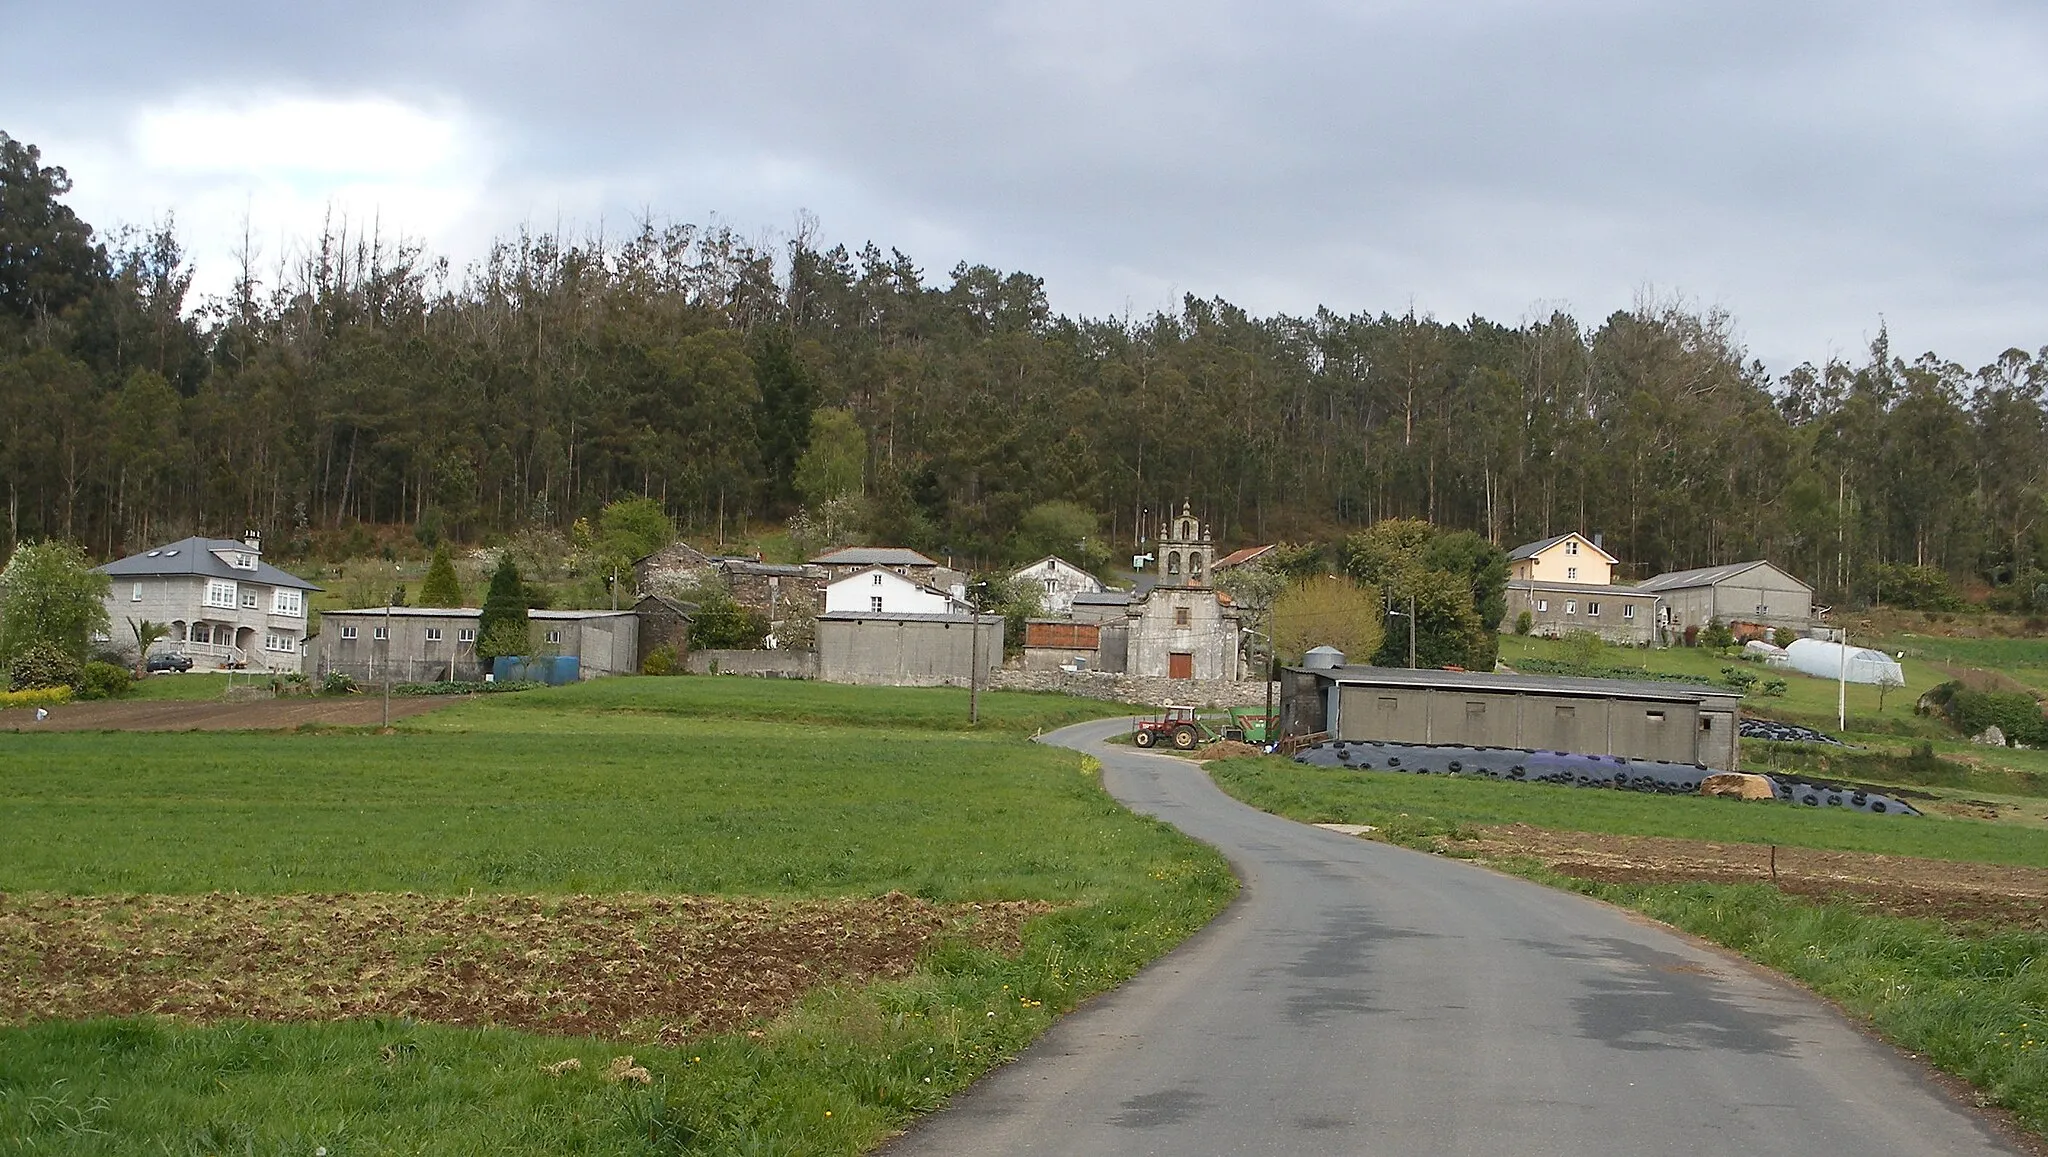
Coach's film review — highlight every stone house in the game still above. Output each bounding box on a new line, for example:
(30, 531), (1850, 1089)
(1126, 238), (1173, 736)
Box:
(1503, 581), (1658, 645)
(1009, 556), (1105, 617)
(96, 534), (321, 672)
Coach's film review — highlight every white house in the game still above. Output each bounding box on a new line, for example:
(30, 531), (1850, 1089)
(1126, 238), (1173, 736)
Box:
(823, 565), (971, 617)
(1009, 556), (1105, 616)
(96, 533), (322, 671)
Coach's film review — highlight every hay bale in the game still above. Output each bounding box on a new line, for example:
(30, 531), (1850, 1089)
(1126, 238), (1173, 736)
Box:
(1700, 772), (1776, 801)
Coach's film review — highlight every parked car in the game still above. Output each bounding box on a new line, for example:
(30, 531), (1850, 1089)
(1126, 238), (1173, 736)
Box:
(146, 651), (194, 673)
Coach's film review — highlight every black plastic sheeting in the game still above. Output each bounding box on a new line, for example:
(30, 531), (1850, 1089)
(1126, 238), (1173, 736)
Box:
(1289, 740), (1921, 816)
(1739, 718), (1847, 746)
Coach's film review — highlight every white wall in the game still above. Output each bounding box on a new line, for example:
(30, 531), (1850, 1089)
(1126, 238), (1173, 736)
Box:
(823, 568), (954, 615)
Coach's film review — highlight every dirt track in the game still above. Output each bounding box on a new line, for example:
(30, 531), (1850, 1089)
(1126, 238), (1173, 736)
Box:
(0, 695), (461, 732)
(1458, 823), (2048, 929)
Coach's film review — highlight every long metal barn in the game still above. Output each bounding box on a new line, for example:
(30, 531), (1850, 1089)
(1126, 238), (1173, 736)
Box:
(1278, 659), (1743, 770)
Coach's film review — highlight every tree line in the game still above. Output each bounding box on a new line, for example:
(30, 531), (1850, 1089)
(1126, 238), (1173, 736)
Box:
(3, 129), (2045, 611)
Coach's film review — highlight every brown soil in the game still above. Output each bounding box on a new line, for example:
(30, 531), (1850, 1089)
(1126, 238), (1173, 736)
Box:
(0, 892), (1051, 1042)
(1454, 824), (2048, 930)
(0, 695), (461, 732)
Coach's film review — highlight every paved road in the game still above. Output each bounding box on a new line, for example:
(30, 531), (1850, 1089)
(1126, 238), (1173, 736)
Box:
(883, 718), (2023, 1156)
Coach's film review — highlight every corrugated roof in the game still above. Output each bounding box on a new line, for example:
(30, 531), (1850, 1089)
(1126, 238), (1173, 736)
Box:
(1295, 664), (1736, 703)
(98, 537), (322, 591)
(1213, 545), (1276, 569)
(1635, 560), (1811, 593)
(324, 607), (481, 618)
(810, 547), (938, 567)
(1071, 591), (1133, 605)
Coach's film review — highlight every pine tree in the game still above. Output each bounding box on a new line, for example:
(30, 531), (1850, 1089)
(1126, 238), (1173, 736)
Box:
(419, 545), (465, 607)
(475, 554), (528, 661)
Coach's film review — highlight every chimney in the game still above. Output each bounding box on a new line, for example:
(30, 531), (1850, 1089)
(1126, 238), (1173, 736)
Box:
(1593, 532), (1603, 549)
(243, 530), (262, 554)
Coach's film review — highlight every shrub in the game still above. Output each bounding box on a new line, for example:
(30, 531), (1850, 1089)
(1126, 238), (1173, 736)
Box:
(1700, 620), (1735, 650)
(1513, 610), (1533, 636)
(391, 680), (540, 696)
(9, 641), (82, 691)
(74, 661), (131, 700)
(321, 671), (359, 695)
(0, 685), (71, 708)
(1719, 666), (1759, 693)
(1761, 678), (1788, 697)
(1918, 680), (2048, 746)
(641, 645), (678, 676)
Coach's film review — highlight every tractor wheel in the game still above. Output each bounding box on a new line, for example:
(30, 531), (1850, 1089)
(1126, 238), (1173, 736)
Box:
(1171, 724), (1200, 751)
(1134, 729), (1157, 748)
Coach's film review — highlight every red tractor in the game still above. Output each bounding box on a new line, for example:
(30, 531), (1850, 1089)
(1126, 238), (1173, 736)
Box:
(1132, 705), (1217, 751)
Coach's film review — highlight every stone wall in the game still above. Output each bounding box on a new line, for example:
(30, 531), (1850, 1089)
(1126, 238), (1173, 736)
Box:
(988, 669), (1274, 708)
(684, 649), (819, 678)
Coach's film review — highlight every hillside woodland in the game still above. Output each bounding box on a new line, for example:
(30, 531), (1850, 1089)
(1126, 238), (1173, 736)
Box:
(3, 130), (2046, 614)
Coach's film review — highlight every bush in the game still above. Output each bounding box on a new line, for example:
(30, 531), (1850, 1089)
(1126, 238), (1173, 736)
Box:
(1718, 665), (1759, 693)
(0, 685), (71, 709)
(321, 671), (359, 695)
(641, 645), (678, 676)
(391, 680), (541, 696)
(74, 661), (131, 700)
(9, 641), (82, 691)
(1513, 610), (1533, 636)
(1700, 620), (1735, 650)
(1918, 680), (2048, 746)
(1761, 678), (1788, 697)
(1869, 563), (1965, 611)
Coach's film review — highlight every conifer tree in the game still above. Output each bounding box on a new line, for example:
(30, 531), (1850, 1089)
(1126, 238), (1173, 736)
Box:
(419, 545), (465, 607)
(475, 554), (528, 661)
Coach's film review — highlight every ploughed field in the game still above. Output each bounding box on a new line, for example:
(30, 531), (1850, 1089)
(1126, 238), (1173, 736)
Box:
(0, 680), (1232, 1155)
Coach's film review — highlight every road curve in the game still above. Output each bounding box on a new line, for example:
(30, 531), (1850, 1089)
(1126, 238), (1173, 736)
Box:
(881, 718), (2023, 1157)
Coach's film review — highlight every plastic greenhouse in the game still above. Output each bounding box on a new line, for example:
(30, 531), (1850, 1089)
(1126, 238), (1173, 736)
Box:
(1783, 638), (1904, 685)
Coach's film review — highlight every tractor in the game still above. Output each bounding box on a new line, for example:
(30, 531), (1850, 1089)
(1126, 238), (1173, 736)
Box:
(1131, 705), (1219, 751)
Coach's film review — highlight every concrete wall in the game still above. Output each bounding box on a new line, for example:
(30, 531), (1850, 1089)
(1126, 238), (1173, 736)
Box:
(684, 649), (818, 677)
(816, 616), (1002, 687)
(987, 669), (1273, 708)
(1317, 682), (1736, 768)
(547, 614), (638, 678)
(316, 611), (482, 684)
(1504, 585), (1657, 644)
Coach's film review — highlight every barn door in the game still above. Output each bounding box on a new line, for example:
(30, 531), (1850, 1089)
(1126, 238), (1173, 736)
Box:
(1168, 652), (1193, 679)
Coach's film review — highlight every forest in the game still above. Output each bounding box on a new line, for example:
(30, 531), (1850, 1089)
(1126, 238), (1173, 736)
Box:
(3, 129), (2045, 610)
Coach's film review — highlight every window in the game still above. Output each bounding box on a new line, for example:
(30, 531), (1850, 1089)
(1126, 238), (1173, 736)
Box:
(1587, 601), (1601, 617)
(1623, 605), (1636, 620)
(240, 590), (259, 609)
(545, 629), (561, 645)
(425, 627), (443, 642)
(1566, 566), (1578, 580)
(1536, 599), (1548, 612)
(230, 551), (257, 571)
(264, 634), (295, 653)
(131, 582), (143, 602)
(1045, 578), (1058, 593)
(341, 626), (357, 640)
(204, 580), (237, 609)
(870, 596), (884, 612)
(872, 572), (884, 585)
(1175, 606), (1191, 627)
(1566, 539), (1580, 555)
(1564, 600), (1577, 615)
(458, 627), (476, 643)
(272, 589), (303, 617)
(373, 626), (388, 641)
(1646, 710), (1665, 722)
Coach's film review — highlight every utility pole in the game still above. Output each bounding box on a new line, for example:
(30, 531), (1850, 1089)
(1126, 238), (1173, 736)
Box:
(382, 597), (392, 729)
(1837, 624), (1848, 734)
(968, 581), (988, 726)
(1408, 594), (1417, 669)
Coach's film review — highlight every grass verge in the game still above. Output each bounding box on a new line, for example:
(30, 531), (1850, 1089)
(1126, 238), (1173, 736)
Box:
(1208, 756), (2048, 1139)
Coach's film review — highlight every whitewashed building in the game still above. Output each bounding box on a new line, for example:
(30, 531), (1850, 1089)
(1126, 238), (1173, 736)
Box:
(823, 565), (972, 617)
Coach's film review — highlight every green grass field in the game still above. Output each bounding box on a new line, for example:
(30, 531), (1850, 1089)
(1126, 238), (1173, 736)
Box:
(1209, 756), (2048, 1136)
(1877, 633), (2048, 695)
(1497, 634), (1945, 731)
(0, 681), (1232, 1154)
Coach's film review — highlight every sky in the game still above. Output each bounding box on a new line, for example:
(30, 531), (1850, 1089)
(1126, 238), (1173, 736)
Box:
(6, 0), (2045, 374)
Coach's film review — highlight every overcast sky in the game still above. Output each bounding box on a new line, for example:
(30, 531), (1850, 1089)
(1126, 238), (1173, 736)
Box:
(7, 1), (2044, 374)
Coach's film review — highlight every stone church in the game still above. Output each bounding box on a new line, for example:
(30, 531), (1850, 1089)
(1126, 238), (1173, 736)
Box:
(1122, 503), (1244, 680)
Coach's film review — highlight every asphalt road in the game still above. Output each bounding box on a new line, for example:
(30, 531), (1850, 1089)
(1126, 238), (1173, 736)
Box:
(882, 718), (2024, 1157)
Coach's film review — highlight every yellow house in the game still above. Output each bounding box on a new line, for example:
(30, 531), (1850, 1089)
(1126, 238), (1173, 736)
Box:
(1506, 532), (1619, 585)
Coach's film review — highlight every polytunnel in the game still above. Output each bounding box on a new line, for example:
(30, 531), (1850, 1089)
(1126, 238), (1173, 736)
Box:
(1783, 638), (1904, 685)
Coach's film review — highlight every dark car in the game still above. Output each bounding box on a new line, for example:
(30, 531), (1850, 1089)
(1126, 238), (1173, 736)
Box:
(145, 651), (193, 673)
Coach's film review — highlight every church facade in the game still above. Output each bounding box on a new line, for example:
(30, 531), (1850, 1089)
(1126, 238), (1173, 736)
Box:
(1124, 504), (1244, 680)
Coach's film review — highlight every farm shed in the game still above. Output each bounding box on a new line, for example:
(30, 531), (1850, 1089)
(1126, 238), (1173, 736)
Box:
(815, 611), (1004, 687)
(1635, 560), (1814, 637)
(1279, 664), (1742, 770)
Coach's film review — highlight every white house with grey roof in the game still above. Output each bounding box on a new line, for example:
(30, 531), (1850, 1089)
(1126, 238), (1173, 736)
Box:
(809, 547), (966, 600)
(823, 565), (971, 616)
(96, 534), (321, 671)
